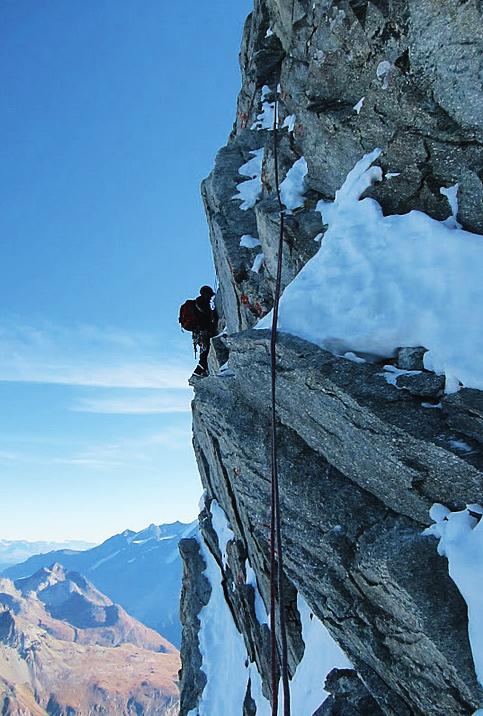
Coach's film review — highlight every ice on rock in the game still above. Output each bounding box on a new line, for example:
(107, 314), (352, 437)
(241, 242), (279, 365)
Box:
(280, 157), (308, 214)
(257, 149), (483, 392)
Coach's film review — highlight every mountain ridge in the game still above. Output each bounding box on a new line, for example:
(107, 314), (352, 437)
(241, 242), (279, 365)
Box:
(4, 520), (195, 647)
(0, 566), (179, 714)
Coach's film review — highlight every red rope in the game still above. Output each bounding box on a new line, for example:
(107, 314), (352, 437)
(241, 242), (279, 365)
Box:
(269, 90), (291, 716)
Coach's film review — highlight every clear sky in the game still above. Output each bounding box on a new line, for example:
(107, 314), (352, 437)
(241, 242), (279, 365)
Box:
(0, 0), (252, 542)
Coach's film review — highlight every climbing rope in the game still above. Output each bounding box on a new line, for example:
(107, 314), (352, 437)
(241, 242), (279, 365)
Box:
(269, 88), (291, 716)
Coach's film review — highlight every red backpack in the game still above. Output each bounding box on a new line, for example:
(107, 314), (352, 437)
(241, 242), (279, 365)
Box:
(179, 299), (200, 332)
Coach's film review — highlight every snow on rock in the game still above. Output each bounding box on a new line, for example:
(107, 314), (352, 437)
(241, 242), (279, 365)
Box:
(251, 253), (265, 273)
(218, 361), (235, 378)
(194, 502), (271, 716)
(257, 149), (483, 391)
(448, 437), (474, 453)
(424, 504), (483, 685)
(289, 595), (351, 711)
(195, 502), (352, 714)
(343, 351), (366, 364)
(282, 114), (296, 132)
(381, 364), (421, 387)
(245, 560), (269, 625)
(210, 500), (234, 569)
(240, 234), (262, 249)
(251, 85), (275, 130)
(233, 149), (264, 210)
(440, 183), (462, 230)
(280, 157), (308, 214)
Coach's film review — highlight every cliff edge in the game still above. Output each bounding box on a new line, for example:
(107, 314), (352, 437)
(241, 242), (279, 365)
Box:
(179, 1), (483, 714)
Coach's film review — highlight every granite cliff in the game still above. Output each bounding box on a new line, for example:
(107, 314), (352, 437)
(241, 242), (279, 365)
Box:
(179, 1), (483, 714)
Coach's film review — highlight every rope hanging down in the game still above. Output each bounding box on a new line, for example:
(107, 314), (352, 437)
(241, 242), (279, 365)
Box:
(269, 88), (291, 716)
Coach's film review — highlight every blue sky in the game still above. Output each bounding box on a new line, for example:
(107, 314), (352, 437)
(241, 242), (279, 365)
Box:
(0, 0), (252, 542)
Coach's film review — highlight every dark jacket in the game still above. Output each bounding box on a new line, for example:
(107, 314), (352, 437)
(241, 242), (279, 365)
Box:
(195, 296), (218, 335)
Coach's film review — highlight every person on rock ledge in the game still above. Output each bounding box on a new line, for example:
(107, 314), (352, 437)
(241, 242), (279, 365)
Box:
(179, 285), (218, 379)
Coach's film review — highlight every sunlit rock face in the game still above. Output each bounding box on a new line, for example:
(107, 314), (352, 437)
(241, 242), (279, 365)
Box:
(179, 0), (483, 714)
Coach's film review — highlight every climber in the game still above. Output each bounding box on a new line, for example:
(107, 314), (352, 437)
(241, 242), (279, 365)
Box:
(179, 285), (218, 378)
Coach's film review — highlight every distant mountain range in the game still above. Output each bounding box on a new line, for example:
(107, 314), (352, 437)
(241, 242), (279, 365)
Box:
(3, 521), (196, 647)
(0, 564), (179, 715)
(0, 538), (95, 573)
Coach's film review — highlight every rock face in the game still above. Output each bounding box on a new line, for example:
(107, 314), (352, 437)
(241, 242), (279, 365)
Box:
(179, 1), (483, 714)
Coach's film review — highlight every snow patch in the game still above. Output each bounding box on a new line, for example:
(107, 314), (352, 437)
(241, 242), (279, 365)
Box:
(289, 595), (351, 710)
(448, 437), (474, 453)
(251, 253), (265, 274)
(385, 172), (400, 179)
(218, 361), (235, 378)
(376, 60), (393, 89)
(353, 97), (365, 114)
(343, 351), (366, 364)
(257, 149), (483, 391)
(381, 364), (421, 387)
(194, 503), (271, 715)
(440, 183), (462, 230)
(280, 157), (308, 214)
(233, 149), (264, 210)
(251, 86), (275, 130)
(240, 234), (262, 249)
(424, 504), (483, 685)
(211, 500), (234, 569)
(88, 550), (121, 571)
(283, 114), (296, 132)
(245, 560), (269, 625)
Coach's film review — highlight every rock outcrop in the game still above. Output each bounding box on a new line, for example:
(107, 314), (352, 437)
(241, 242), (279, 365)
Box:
(179, 1), (483, 714)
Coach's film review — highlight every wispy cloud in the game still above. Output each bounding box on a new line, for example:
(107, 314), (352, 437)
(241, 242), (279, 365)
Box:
(0, 427), (191, 472)
(51, 427), (191, 470)
(72, 389), (192, 414)
(0, 322), (193, 389)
